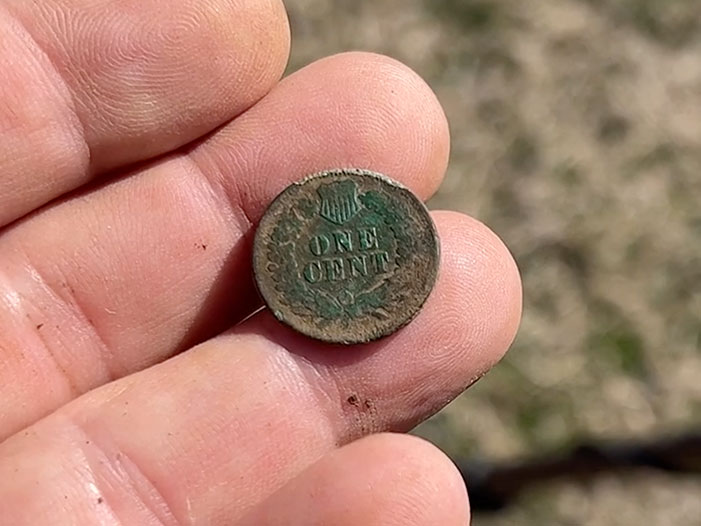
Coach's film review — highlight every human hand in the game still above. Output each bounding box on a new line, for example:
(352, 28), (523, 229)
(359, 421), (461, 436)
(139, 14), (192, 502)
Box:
(0, 1), (521, 524)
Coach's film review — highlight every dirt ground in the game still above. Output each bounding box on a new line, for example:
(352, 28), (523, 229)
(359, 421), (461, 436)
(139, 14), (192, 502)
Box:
(286, 1), (701, 524)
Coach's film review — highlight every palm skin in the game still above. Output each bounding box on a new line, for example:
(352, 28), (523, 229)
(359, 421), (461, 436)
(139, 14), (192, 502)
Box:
(0, 0), (521, 524)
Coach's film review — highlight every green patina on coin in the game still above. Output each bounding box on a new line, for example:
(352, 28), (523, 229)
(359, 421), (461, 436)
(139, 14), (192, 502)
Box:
(253, 169), (440, 344)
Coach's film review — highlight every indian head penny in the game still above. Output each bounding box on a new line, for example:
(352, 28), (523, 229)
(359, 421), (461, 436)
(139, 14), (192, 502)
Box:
(253, 169), (440, 344)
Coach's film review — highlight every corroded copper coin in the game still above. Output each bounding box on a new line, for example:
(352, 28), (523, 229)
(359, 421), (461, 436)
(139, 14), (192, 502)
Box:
(253, 169), (439, 344)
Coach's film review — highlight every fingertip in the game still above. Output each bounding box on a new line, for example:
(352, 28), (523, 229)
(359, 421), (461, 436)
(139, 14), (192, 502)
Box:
(197, 50), (451, 222)
(355, 433), (471, 525)
(316, 51), (451, 198)
(358, 210), (522, 425)
(245, 0), (292, 89)
(241, 433), (470, 526)
(432, 210), (523, 369)
(330, 51), (451, 200)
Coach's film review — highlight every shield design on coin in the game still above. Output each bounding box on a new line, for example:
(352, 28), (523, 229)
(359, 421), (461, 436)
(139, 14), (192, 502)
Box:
(317, 180), (362, 225)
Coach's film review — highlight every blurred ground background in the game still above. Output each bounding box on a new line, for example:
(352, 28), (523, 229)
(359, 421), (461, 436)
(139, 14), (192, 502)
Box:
(286, 1), (701, 524)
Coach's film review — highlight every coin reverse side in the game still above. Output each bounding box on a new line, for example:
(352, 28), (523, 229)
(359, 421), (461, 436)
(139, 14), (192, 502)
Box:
(253, 169), (440, 344)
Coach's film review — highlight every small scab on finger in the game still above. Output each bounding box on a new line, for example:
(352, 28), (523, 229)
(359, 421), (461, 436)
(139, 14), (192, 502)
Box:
(347, 396), (375, 412)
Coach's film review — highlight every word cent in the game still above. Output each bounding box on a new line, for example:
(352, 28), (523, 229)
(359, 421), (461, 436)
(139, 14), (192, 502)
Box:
(253, 169), (440, 344)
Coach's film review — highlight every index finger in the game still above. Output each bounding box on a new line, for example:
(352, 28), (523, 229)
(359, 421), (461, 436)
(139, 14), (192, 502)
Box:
(0, 0), (290, 226)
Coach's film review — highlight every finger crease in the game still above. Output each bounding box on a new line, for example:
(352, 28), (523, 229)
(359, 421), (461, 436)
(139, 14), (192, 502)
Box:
(3, 4), (93, 168)
(0, 265), (84, 402)
(18, 253), (119, 389)
(66, 417), (184, 526)
(182, 152), (254, 235)
(267, 339), (376, 447)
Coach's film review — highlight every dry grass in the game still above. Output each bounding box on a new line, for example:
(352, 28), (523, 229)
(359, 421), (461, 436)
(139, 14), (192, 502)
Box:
(286, 0), (701, 523)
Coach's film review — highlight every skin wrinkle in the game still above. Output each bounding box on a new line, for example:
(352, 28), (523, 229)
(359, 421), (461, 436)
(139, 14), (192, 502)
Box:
(65, 416), (183, 526)
(1, 2), (92, 165)
(237, 331), (407, 444)
(27, 307), (80, 399)
(180, 152), (254, 238)
(0, 264), (80, 414)
(6, 246), (117, 403)
(146, 154), (261, 352)
(185, 119), (265, 232)
(263, 336), (349, 444)
(232, 324), (399, 444)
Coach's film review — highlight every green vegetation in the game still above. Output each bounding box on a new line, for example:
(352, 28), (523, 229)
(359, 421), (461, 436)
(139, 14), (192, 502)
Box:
(425, 0), (501, 31)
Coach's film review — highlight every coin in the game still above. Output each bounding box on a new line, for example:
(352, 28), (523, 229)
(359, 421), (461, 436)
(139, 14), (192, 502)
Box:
(253, 169), (440, 344)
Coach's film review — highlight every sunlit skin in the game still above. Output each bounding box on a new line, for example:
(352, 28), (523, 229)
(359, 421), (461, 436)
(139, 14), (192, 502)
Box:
(0, 1), (522, 524)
